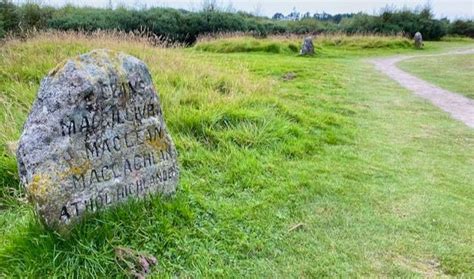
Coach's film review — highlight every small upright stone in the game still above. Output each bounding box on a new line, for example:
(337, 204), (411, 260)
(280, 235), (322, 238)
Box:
(414, 32), (423, 48)
(17, 49), (179, 231)
(300, 36), (315, 55)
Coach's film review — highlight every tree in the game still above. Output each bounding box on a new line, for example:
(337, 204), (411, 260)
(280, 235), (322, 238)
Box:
(272, 13), (284, 20)
(450, 19), (474, 38)
(0, 0), (19, 33)
(0, 19), (5, 37)
(202, 0), (218, 12)
(287, 7), (299, 21)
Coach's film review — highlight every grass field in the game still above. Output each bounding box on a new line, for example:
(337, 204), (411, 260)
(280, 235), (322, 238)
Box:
(0, 32), (473, 277)
(194, 34), (413, 54)
(398, 53), (474, 99)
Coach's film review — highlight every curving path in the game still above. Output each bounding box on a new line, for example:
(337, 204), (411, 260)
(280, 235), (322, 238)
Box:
(370, 49), (474, 128)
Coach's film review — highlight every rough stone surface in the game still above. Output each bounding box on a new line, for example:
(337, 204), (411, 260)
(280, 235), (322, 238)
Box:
(414, 32), (423, 48)
(17, 49), (179, 231)
(300, 36), (315, 55)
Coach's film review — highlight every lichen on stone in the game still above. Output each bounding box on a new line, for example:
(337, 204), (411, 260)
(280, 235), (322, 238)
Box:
(27, 174), (53, 203)
(17, 49), (179, 232)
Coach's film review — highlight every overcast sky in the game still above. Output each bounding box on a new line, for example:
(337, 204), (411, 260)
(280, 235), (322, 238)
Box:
(16, 0), (474, 19)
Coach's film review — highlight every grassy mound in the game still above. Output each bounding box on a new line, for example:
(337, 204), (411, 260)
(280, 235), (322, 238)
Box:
(194, 34), (413, 54)
(317, 34), (412, 49)
(194, 36), (300, 54)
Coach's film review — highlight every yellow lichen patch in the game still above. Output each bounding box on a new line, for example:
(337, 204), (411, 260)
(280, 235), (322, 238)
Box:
(52, 160), (93, 184)
(146, 133), (170, 152)
(27, 174), (53, 203)
(50, 49), (129, 88)
(68, 160), (92, 176)
(48, 59), (68, 76)
(89, 49), (124, 74)
(48, 56), (86, 79)
(86, 49), (131, 100)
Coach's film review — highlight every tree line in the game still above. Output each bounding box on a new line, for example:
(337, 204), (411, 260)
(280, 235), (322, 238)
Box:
(1, 1), (473, 44)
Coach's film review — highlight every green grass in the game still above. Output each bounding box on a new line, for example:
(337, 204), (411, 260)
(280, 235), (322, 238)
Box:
(195, 34), (413, 54)
(0, 32), (473, 277)
(398, 53), (474, 99)
(195, 36), (300, 54)
(195, 34), (472, 58)
(441, 36), (474, 43)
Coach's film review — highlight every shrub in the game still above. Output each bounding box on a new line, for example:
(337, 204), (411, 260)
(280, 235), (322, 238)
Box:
(449, 20), (474, 38)
(339, 8), (447, 40)
(0, 20), (5, 38)
(0, 2), (469, 42)
(0, 0), (19, 35)
(17, 3), (53, 30)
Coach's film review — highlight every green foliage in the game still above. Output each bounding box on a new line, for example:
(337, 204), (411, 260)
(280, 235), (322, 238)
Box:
(0, 0), (19, 36)
(0, 20), (5, 38)
(340, 8), (448, 40)
(285, 18), (338, 34)
(449, 20), (474, 38)
(0, 2), (472, 42)
(16, 3), (53, 30)
(47, 7), (280, 44)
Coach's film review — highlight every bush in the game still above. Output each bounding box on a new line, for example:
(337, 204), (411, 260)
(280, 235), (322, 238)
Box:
(0, 20), (5, 38)
(17, 3), (53, 30)
(339, 8), (447, 40)
(449, 20), (474, 38)
(0, 0), (19, 36)
(286, 18), (336, 34)
(1, 2), (471, 42)
(46, 7), (281, 44)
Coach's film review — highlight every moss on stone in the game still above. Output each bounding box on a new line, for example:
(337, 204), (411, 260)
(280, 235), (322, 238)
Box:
(26, 173), (53, 203)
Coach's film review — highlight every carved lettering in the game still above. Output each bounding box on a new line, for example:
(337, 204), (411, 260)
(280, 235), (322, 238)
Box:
(60, 119), (76, 137)
(19, 50), (179, 229)
(72, 174), (85, 190)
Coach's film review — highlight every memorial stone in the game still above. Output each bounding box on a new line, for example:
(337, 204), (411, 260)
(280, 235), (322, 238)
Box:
(300, 36), (315, 55)
(16, 49), (179, 231)
(414, 32), (423, 48)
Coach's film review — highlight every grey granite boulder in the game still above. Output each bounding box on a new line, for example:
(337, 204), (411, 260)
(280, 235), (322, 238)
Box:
(300, 36), (315, 55)
(414, 32), (423, 48)
(17, 49), (179, 231)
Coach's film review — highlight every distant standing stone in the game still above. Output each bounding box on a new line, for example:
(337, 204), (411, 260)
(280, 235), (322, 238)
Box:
(414, 32), (423, 48)
(300, 36), (315, 55)
(17, 49), (179, 231)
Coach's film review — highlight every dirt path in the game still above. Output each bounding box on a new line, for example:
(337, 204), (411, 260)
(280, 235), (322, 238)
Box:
(370, 49), (474, 128)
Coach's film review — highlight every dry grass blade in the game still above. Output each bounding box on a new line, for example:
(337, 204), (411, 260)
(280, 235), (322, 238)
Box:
(115, 246), (158, 279)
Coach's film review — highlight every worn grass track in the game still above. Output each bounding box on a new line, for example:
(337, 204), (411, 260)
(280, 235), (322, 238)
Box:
(0, 33), (473, 277)
(398, 52), (474, 99)
(371, 49), (474, 128)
